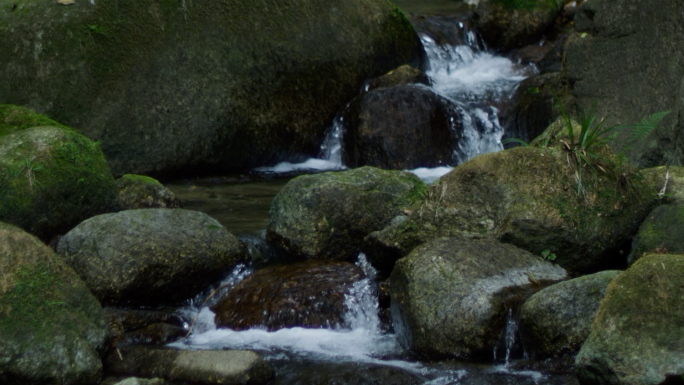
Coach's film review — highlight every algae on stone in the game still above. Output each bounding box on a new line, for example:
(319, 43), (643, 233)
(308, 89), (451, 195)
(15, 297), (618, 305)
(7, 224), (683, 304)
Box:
(365, 144), (657, 274)
(0, 126), (118, 240)
(0, 222), (108, 385)
(575, 253), (684, 385)
(0, 0), (425, 176)
(267, 166), (427, 263)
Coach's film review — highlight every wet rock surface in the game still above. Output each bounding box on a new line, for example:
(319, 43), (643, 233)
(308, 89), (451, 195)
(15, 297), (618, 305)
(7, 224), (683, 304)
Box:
(341, 85), (461, 169)
(57, 208), (247, 306)
(390, 236), (567, 359)
(213, 260), (364, 331)
(105, 346), (274, 385)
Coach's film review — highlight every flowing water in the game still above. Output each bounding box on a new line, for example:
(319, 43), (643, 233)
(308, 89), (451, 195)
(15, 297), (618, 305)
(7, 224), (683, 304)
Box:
(164, 4), (577, 384)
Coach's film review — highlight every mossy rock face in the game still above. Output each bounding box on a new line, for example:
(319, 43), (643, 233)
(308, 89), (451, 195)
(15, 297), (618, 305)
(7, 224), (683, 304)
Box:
(0, 104), (70, 138)
(627, 204), (684, 265)
(640, 165), (684, 206)
(575, 254), (684, 385)
(116, 174), (180, 210)
(519, 270), (620, 359)
(364, 144), (657, 274)
(0, 222), (109, 385)
(267, 166), (427, 264)
(0, 125), (118, 240)
(0, 0), (425, 176)
(390, 236), (567, 359)
(474, 0), (563, 51)
(56, 208), (247, 306)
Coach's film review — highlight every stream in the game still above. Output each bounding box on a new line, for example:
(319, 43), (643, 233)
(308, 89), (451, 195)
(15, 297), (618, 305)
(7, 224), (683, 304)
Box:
(164, 2), (577, 384)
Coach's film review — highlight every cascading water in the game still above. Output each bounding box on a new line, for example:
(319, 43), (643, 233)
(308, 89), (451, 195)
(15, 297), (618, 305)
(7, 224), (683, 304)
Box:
(256, 24), (534, 184)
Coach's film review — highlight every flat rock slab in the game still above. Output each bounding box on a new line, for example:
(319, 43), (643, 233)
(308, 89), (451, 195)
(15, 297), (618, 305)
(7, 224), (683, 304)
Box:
(105, 346), (274, 385)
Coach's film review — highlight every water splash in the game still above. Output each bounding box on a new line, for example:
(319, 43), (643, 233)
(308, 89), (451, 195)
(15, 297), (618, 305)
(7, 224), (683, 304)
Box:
(254, 116), (346, 174)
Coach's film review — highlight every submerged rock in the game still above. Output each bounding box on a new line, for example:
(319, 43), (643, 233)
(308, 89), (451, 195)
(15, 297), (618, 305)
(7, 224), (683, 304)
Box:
(0, 121), (118, 240)
(116, 174), (180, 210)
(213, 260), (363, 331)
(0, 0), (425, 176)
(267, 166), (426, 262)
(104, 346), (274, 385)
(0, 222), (109, 385)
(57, 209), (247, 306)
(627, 204), (684, 265)
(390, 236), (567, 359)
(519, 270), (620, 359)
(105, 308), (187, 346)
(575, 254), (684, 385)
(341, 85), (461, 170)
(364, 144), (657, 274)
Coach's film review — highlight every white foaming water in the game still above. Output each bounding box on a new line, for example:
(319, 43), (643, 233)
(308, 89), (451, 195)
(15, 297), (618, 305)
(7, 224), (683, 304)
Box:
(254, 116), (347, 174)
(422, 35), (530, 102)
(172, 254), (417, 370)
(406, 166), (453, 184)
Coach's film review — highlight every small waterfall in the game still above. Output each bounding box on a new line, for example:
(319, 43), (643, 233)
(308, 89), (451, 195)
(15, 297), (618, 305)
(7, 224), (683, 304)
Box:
(343, 253), (381, 331)
(493, 308), (526, 365)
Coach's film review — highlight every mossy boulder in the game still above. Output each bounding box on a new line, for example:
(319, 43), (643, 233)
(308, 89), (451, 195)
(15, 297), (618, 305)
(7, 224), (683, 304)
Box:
(575, 254), (684, 385)
(627, 204), (684, 265)
(116, 174), (180, 210)
(641, 165), (684, 206)
(473, 0), (563, 51)
(0, 0), (425, 176)
(56, 209), (247, 306)
(267, 166), (427, 262)
(390, 236), (567, 359)
(0, 104), (70, 137)
(0, 125), (118, 240)
(0, 222), (109, 385)
(364, 143), (657, 274)
(519, 270), (620, 359)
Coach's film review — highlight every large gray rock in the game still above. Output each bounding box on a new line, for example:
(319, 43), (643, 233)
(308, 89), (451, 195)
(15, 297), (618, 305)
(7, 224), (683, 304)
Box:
(57, 209), (247, 306)
(105, 346), (274, 385)
(267, 166), (427, 262)
(0, 118), (118, 240)
(575, 254), (684, 385)
(390, 236), (567, 359)
(0, 222), (109, 385)
(0, 0), (425, 176)
(519, 270), (620, 359)
(364, 144), (657, 275)
(564, 0), (684, 167)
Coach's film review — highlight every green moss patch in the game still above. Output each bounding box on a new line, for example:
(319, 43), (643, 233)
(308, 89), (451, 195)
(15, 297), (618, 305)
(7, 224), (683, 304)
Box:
(0, 104), (70, 138)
